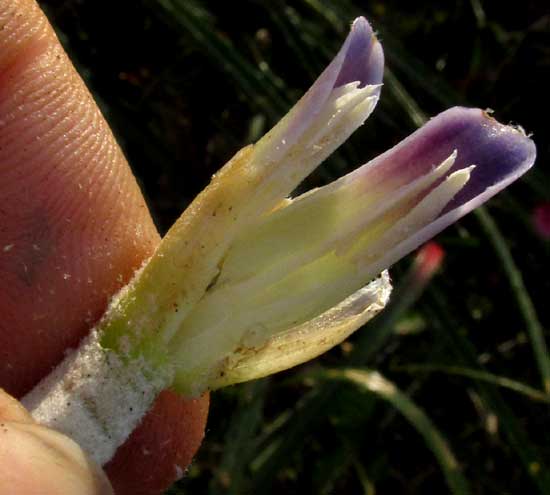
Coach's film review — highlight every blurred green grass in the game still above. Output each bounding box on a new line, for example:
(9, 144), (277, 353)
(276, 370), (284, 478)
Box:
(40, 0), (550, 493)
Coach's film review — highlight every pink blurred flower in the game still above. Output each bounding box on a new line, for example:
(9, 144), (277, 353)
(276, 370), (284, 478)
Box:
(413, 241), (446, 284)
(533, 203), (550, 240)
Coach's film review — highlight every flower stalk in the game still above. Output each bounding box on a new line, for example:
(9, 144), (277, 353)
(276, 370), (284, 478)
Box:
(22, 16), (536, 466)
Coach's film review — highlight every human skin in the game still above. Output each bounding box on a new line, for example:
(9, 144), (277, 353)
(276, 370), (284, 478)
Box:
(0, 0), (209, 494)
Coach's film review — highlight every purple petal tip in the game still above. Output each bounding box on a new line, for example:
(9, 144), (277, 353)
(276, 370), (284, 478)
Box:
(432, 107), (536, 212)
(343, 107), (536, 277)
(361, 106), (535, 212)
(355, 106), (536, 265)
(335, 17), (384, 89)
(271, 16), (385, 154)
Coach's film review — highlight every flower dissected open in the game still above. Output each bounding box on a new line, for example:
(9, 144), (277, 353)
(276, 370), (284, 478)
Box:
(23, 17), (536, 465)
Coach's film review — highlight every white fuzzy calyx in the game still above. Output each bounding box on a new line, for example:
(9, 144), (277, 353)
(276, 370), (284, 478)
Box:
(22, 331), (173, 466)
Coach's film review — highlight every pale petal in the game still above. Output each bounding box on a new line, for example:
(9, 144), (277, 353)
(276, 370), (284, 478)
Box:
(167, 109), (535, 391)
(99, 17), (385, 356)
(177, 272), (391, 393)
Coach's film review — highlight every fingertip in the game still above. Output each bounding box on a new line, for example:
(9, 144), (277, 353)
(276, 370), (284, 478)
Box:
(0, 5), (209, 493)
(0, 0), (160, 396)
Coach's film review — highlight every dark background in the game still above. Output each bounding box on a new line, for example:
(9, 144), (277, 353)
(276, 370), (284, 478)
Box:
(40, 1), (550, 494)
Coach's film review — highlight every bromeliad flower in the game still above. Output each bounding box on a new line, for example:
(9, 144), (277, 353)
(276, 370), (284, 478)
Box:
(23, 17), (536, 465)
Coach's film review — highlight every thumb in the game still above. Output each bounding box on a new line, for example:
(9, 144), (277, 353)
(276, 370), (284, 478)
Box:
(0, 389), (114, 495)
(0, 0), (208, 493)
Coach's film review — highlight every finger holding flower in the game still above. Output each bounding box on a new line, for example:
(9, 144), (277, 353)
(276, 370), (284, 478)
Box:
(23, 14), (535, 471)
(0, 2), (536, 494)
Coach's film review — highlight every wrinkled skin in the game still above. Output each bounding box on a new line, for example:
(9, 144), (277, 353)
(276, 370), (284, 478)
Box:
(0, 1), (209, 493)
